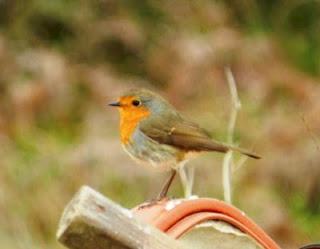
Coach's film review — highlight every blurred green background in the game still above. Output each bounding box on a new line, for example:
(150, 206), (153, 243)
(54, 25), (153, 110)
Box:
(0, 1), (320, 248)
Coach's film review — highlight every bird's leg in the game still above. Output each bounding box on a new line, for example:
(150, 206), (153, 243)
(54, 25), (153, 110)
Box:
(138, 170), (177, 210)
(157, 169), (177, 200)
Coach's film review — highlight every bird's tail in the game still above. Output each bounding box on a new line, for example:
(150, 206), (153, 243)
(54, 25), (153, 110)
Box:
(192, 138), (261, 159)
(227, 145), (261, 159)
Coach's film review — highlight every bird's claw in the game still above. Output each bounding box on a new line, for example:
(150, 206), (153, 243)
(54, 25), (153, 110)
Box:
(137, 196), (172, 209)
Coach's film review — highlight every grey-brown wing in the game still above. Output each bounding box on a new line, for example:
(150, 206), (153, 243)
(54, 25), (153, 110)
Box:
(140, 114), (261, 159)
(139, 114), (228, 153)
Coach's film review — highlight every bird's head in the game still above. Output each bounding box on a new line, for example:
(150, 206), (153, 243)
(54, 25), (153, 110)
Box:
(109, 88), (175, 143)
(109, 88), (173, 120)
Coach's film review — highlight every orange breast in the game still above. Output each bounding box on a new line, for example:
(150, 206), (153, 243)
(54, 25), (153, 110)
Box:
(119, 106), (150, 144)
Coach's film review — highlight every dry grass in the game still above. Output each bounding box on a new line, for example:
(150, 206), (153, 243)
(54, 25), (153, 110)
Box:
(0, 1), (319, 248)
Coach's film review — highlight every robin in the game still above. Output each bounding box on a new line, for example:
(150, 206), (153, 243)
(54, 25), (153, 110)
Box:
(109, 88), (260, 200)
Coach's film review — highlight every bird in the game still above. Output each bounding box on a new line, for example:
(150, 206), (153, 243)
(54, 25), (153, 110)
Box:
(109, 88), (260, 200)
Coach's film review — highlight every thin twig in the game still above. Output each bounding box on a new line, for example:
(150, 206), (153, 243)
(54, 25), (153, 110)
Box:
(232, 156), (248, 173)
(223, 67), (241, 204)
(225, 67), (241, 143)
(179, 162), (195, 199)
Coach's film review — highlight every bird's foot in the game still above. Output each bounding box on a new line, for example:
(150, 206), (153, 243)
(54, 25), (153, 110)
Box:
(137, 196), (172, 210)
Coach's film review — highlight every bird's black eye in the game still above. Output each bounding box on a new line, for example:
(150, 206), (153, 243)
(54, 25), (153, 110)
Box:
(132, 99), (141, 106)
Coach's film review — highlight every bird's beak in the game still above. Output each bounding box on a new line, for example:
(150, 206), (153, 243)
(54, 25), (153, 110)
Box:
(108, 101), (121, 107)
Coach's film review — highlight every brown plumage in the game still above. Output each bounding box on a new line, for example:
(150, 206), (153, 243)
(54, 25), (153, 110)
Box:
(139, 98), (260, 159)
(109, 88), (260, 200)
